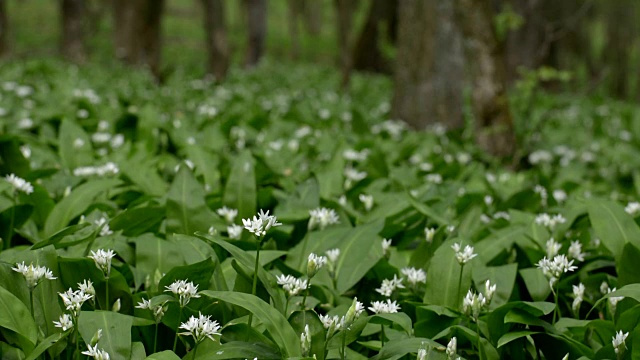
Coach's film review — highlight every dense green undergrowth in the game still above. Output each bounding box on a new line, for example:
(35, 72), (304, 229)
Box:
(1, 60), (640, 359)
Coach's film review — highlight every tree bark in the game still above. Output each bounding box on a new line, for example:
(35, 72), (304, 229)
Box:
(351, 0), (397, 74)
(60, 0), (86, 63)
(334, 0), (355, 89)
(113, 0), (138, 63)
(303, 0), (322, 36)
(457, 0), (515, 157)
(0, 0), (7, 57)
(392, 0), (465, 130)
(505, 0), (546, 83)
(244, 0), (267, 67)
(288, 0), (303, 60)
(202, 0), (229, 80)
(137, 0), (165, 77)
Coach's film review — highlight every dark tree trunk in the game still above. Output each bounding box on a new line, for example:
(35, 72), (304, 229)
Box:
(457, 0), (515, 158)
(392, 0), (465, 130)
(202, 0), (229, 80)
(113, 0), (138, 62)
(288, 0), (303, 60)
(61, 0), (86, 63)
(351, 0), (397, 74)
(505, 0), (546, 83)
(303, 0), (322, 36)
(0, 0), (7, 57)
(334, 0), (356, 89)
(137, 0), (165, 77)
(244, 0), (267, 67)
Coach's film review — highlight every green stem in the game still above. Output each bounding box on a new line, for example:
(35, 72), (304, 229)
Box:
(284, 297), (290, 318)
(191, 343), (198, 360)
(552, 286), (559, 324)
(153, 323), (159, 353)
(74, 328), (79, 360)
(248, 241), (262, 328)
(30, 289), (35, 320)
(456, 264), (465, 310)
(380, 324), (385, 347)
(105, 278), (109, 311)
(173, 307), (183, 353)
(6, 202), (15, 250)
(341, 330), (347, 360)
(301, 281), (310, 325)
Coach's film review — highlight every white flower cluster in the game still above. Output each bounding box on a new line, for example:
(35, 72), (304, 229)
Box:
(300, 324), (311, 356)
(343, 149), (369, 162)
(359, 194), (374, 211)
(227, 224), (243, 239)
(179, 312), (222, 344)
(625, 201), (640, 216)
(165, 279), (201, 307)
(242, 209), (282, 237)
(446, 337), (457, 359)
(325, 248), (340, 277)
(73, 162), (120, 177)
(368, 299), (400, 314)
(451, 243), (477, 265)
(216, 206), (238, 224)
(546, 238), (562, 258)
(276, 274), (308, 296)
(88, 249), (116, 278)
(82, 344), (110, 360)
(567, 240), (587, 262)
(136, 298), (168, 322)
(308, 207), (340, 230)
(53, 313), (74, 331)
(381, 238), (393, 256)
(571, 283), (585, 313)
(401, 267), (426, 286)
(612, 330), (629, 355)
(12, 262), (56, 290)
(536, 254), (577, 289)
(463, 280), (496, 320)
(376, 275), (405, 297)
(318, 298), (365, 339)
(59, 286), (94, 317)
(424, 227), (436, 243)
(534, 213), (566, 230)
(344, 167), (367, 189)
(307, 253), (327, 278)
(5, 173), (34, 194)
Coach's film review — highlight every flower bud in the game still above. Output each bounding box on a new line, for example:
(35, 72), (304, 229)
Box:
(90, 329), (103, 346)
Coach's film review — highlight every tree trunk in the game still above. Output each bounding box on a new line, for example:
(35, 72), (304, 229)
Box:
(60, 0), (86, 63)
(202, 0), (229, 80)
(288, 0), (302, 60)
(392, 0), (465, 130)
(334, 0), (355, 89)
(0, 0), (7, 57)
(351, 0), (397, 74)
(137, 0), (165, 77)
(303, 0), (322, 36)
(113, 0), (138, 62)
(457, 0), (515, 157)
(505, 0), (546, 83)
(244, 0), (267, 67)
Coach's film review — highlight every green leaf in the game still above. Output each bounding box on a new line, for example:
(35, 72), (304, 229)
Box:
(223, 150), (257, 221)
(0, 285), (37, 352)
(424, 238), (472, 309)
(408, 196), (449, 226)
(335, 220), (385, 294)
(475, 226), (527, 264)
(58, 119), (93, 170)
(519, 268), (551, 301)
(133, 234), (185, 281)
(44, 178), (121, 237)
(144, 350), (181, 360)
(166, 167), (215, 235)
(274, 177), (320, 222)
(157, 258), (216, 295)
(285, 226), (352, 272)
(588, 198), (640, 260)
(201, 291), (302, 357)
(78, 311), (132, 360)
(472, 263), (518, 308)
(497, 330), (539, 348)
(592, 283), (640, 310)
(617, 242), (640, 286)
(24, 332), (69, 360)
(193, 341), (281, 359)
(369, 313), (413, 336)
(109, 206), (164, 237)
(369, 337), (444, 360)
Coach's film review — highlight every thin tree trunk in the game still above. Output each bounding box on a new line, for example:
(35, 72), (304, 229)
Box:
(61, 0), (86, 63)
(202, 0), (229, 80)
(392, 0), (464, 129)
(457, 0), (515, 157)
(137, 0), (165, 77)
(113, 0), (138, 62)
(288, 0), (302, 60)
(303, 0), (322, 36)
(334, 0), (355, 89)
(506, 0), (546, 83)
(0, 0), (7, 57)
(351, 0), (396, 74)
(244, 0), (267, 67)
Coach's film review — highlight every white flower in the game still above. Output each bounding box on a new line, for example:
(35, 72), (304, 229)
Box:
(424, 227), (436, 243)
(546, 238), (562, 258)
(82, 344), (110, 360)
(307, 253), (327, 278)
(59, 288), (93, 316)
(536, 255), (577, 289)
(343, 149), (370, 162)
(73, 162), (119, 177)
(17, 118), (34, 129)
(359, 194), (374, 211)
(94, 217), (113, 237)
(227, 224), (243, 239)
(164, 279), (201, 307)
(446, 337), (457, 359)
(381, 238), (393, 256)
(88, 249), (116, 278)
(325, 248), (340, 264)
(612, 331), (629, 355)
(344, 168), (367, 188)
(534, 213), (566, 230)
(300, 324), (311, 356)
(607, 287), (624, 315)
(12, 262), (56, 289)
(553, 189), (567, 203)
(401, 267), (426, 286)
(53, 314), (74, 331)
(417, 347), (428, 360)
(572, 283), (585, 313)
(375, 275), (405, 297)
(368, 299), (401, 314)
(451, 243), (477, 265)
(568, 240), (587, 262)
(276, 274), (307, 296)
(19, 145), (31, 159)
(217, 206), (238, 224)
(179, 312), (222, 344)
(463, 290), (486, 319)
(625, 202), (640, 216)
(242, 209), (282, 237)
(5, 174), (34, 194)
(308, 207), (340, 230)
(341, 297), (365, 329)
(426, 173), (443, 184)
(484, 280), (497, 303)
(78, 279), (95, 297)
(136, 298), (167, 322)
(319, 314), (341, 330)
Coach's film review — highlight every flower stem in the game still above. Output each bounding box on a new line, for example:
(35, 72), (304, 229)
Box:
(552, 287), (559, 324)
(248, 242), (262, 328)
(380, 324), (385, 347)
(173, 307), (183, 353)
(6, 203), (15, 250)
(301, 281), (310, 325)
(341, 330), (347, 360)
(456, 264), (464, 310)
(153, 323), (159, 353)
(74, 328), (79, 360)
(29, 289), (35, 320)
(105, 278), (109, 311)
(191, 343), (198, 360)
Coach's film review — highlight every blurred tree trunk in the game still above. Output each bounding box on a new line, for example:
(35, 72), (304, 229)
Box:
(137, 0), (165, 77)
(505, 0), (546, 83)
(392, 0), (464, 130)
(60, 0), (86, 63)
(244, 0), (267, 67)
(334, 0), (356, 89)
(303, 0), (322, 36)
(351, 0), (397, 74)
(113, 0), (138, 63)
(0, 0), (7, 57)
(288, 0), (303, 60)
(605, 1), (636, 98)
(457, 0), (515, 157)
(202, 0), (229, 80)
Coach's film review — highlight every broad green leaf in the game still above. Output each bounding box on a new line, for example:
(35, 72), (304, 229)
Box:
(31, 223), (89, 250)
(424, 238), (473, 309)
(144, 350), (181, 360)
(285, 226), (352, 271)
(519, 268), (552, 301)
(166, 167), (215, 235)
(134, 234), (185, 281)
(592, 283), (640, 310)
(369, 313), (413, 336)
(274, 177), (320, 222)
(44, 178), (121, 237)
(588, 198), (640, 260)
(58, 119), (93, 169)
(110, 206), (164, 237)
(193, 341), (281, 359)
(475, 226), (527, 264)
(78, 311), (133, 360)
(335, 220), (385, 294)
(24, 332), (69, 360)
(222, 150), (256, 221)
(408, 196), (449, 225)
(617, 242), (640, 286)
(171, 234), (215, 264)
(185, 145), (221, 194)
(497, 330), (539, 348)
(201, 291), (302, 357)
(472, 263), (518, 308)
(0, 285), (37, 352)
(369, 337), (444, 360)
